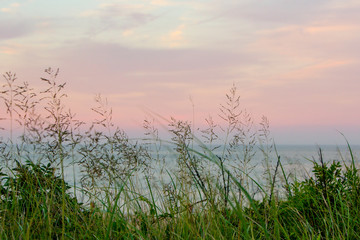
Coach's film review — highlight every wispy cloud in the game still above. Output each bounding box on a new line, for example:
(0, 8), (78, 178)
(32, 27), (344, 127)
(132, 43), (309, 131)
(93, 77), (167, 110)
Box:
(1, 2), (20, 13)
(0, 46), (18, 55)
(80, 3), (160, 38)
(0, 19), (34, 40)
(161, 24), (186, 48)
(2, 0), (360, 143)
(150, 0), (171, 6)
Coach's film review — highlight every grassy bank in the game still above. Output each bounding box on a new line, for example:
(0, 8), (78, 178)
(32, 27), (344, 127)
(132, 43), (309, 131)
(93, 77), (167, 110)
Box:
(1, 69), (359, 239)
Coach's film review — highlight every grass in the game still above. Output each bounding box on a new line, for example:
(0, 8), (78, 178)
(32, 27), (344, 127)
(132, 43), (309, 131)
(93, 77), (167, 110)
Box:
(0, 68), (359, 239)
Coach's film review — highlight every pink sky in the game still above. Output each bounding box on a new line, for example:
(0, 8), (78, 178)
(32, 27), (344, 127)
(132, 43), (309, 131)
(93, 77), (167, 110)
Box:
(1, 0), (360, 144)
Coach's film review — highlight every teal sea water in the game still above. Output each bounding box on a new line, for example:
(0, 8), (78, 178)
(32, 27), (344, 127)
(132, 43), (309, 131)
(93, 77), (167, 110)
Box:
(60, 144), (360, 187)
(3, 143), (359, 202)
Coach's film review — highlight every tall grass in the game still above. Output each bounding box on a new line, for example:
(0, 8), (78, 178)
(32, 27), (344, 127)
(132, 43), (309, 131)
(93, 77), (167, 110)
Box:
(0, 68), (359, 239)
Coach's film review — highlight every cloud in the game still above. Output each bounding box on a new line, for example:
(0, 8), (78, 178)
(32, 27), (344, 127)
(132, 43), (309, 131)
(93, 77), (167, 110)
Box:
(109, 91), (146, 100)
(122, 29), (134, 36)
(81, 3), (160, 37)
(54, 40), (259, 83)
(2, 0), (360, 138)
(161, 24), (186, 48)
(28, 39), (262, 122)
(0, 8), (11, 12)
(207, 0), (331, 24)
(0, 46), (19, 55)
(0, 19), (35, 40)
(1, 2), (20, 13)
(196, 0), (360, 38)
(150, 0), (170, 6)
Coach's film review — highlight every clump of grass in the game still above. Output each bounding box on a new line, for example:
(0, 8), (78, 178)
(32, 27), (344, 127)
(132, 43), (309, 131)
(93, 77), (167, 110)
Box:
(0, 160), (89, 239)
(0, 68), (359, 239)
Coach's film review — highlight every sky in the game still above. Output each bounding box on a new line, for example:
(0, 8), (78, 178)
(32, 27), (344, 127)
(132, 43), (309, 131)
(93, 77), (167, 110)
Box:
(1, 0), (360, 145)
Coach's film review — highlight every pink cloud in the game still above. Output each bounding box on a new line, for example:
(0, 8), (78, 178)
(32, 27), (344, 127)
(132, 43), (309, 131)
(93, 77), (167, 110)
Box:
(2, 0), (360, 144)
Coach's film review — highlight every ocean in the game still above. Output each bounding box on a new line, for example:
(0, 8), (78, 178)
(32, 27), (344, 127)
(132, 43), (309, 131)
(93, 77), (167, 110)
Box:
(3, 143), (359, 203)
(61, 143), (360, 189)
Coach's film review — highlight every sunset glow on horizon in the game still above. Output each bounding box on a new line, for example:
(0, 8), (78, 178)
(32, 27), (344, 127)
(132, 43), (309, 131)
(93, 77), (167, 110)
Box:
(1, 0), (360, 144)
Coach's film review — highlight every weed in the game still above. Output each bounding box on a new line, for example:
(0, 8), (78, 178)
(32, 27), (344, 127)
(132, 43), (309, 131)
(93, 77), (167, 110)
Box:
(0, 68), (359, 239)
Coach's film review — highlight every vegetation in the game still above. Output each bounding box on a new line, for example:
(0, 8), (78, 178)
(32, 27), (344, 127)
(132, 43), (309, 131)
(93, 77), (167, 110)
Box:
(0, 68), (359, 239)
